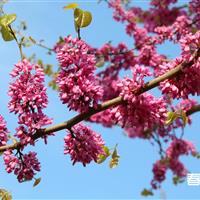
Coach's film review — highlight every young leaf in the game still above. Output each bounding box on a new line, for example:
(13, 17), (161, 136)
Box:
(97, 146), (110, 164)
(96, 56), (105, 68)
(165, 111), (178, 125)
(141, 188), (153, 196)
(74, 8), (83, 30)
(173, 176), (185, 185)
(0, 14), (16, 26)
(74, 8), (92, 30)
(33, 177), (41, 187)
(63, 3), (79, 10)
(0, 189), (12, 200)
(0, 25), (14, 41)
(109, 147), (120, 169)
(79, 11), (92, 28)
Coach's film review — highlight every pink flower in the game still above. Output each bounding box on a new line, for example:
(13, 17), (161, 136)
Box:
(111, 65), (167, 138)
(64, 123), (105, 166)
(8, 59), (52, 145)
(3, 150), (40, 182)
(159, 45), (200, 99)
(169, 159), (187, 177)
(56, 36), (103, 112)
(152, 160), (167, 183)
(189, 0), (200, 29)
(89, 109), (115, 128)
(166, 139), (196, 159)
(0, 115), (8, 146)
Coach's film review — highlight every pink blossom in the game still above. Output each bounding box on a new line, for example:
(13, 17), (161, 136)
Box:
(166, 139), (196, 159)
(3, 150), (40, 182)
(111, 65), (167, 138)
(169, 159), (187, 177)
(64, 123), (105, 166)
(56, 36), (103, 112)
(189, 0), (200, 29)
(89, 109), (115, 128)
(152, 160), (167, 183)
(8, 59), (52, 145)
(0, 115), (8, 146)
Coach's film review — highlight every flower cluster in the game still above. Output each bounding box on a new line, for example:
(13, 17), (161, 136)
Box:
(3, 150), (40, 182)
(151, 138), (196, 189)
(56, 36), (103, 112)
(64, 123), (105, 166)
(95, 42), (136, 101)
(8, 59), (52, 145)
(89, 109), (115, 128)
(166, 138), (196, 158)
(189, 0), (200, 29)
(158, 31), (200, 99)
(155, 15), (192, 43)
(160, 68), (200, 99)
(0, 115), (8, 146)
(111, 65), (167, 138)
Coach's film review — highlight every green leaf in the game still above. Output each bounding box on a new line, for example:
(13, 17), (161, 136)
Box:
(0, 14), (16, 26)
(79, 11), (92, 28)
(173, 176), (185, 185)
(96, 56), (105, 68)
(141, 189), (153, 196)
(0, 189), (12, 200)
(192, 152), (200, 159)
(109, 146), (120, 169)
(63, 3), (79, 10)
(0, 25), (14, 41)
(74, 8), (92, 31)
(165, 111), (178, 125)
(33, 177), (41, 187)
(97, 146), (110, 164)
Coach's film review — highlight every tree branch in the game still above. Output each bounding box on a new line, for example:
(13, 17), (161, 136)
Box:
(0, 49), (199, 153)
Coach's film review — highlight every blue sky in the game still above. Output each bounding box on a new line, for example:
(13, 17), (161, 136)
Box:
(0, 0), (200, 199)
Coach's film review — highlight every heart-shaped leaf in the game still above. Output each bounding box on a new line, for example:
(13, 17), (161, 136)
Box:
(74, 8), (92, 31)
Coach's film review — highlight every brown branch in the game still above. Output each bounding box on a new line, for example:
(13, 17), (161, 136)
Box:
(0, 49), (199, 153)
(186, 104), (200, 116)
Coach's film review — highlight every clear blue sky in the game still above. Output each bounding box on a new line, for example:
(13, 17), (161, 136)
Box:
(0, 0), (200, 199)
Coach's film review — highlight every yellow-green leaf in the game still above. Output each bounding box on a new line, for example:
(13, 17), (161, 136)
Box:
(0, 189), (12, 200)
(141, 189), (153, 196)
(0, 14), (16, 26)
(96, 56), (105, 68)
(80, 11), (92, 28)
(165, 111), (178, 125)
(0, 25), (14, 41)
(74, 8), (92, 30)
(33, 177), (41, 187)
(63, 3), (79, 10)
(109, 147), (120, 169)
(97, 146), (110, 164)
